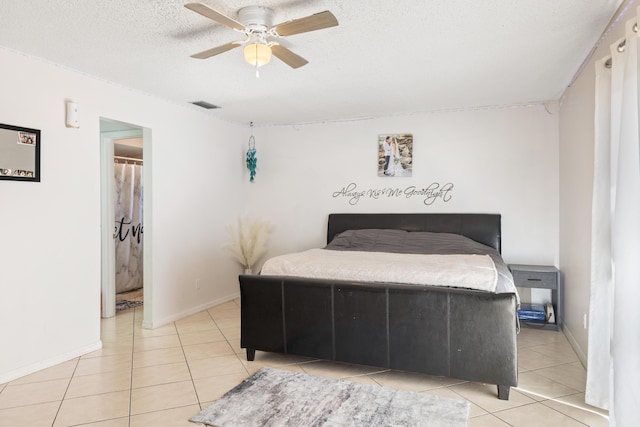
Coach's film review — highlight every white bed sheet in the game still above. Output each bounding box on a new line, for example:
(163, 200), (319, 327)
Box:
(260, 249), (498, 292)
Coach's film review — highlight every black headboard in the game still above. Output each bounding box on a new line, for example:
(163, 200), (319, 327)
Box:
(327, 213), (502, 253)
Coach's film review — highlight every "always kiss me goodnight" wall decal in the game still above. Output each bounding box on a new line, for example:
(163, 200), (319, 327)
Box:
(332, 182), (454, 206)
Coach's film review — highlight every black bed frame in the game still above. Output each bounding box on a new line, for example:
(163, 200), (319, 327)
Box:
(239, 213), (518, 399)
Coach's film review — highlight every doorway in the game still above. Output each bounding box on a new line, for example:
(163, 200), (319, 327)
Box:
(100, 119), (151, 325)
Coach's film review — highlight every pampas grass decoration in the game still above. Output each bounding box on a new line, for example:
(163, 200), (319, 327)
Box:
(226, 217), (274, 272)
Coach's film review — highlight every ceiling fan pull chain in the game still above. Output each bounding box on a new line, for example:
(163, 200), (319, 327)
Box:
(255, 43), (260, 78)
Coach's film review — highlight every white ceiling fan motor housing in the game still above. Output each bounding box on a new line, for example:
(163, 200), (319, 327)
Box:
(238, 6), (274, 33)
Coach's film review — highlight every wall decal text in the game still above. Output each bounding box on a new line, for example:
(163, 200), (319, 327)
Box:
(332, 182), (454, 206)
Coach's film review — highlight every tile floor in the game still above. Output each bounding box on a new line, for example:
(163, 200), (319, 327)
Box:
(0, 299), (609, 426)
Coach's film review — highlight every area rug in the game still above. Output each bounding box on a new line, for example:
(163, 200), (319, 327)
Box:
(189, 367), (470, 427)
(115, 289), (143, 311)
(115, 299), (143, 311)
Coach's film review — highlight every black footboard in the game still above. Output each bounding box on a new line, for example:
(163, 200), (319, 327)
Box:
(240, 274), (518, 400)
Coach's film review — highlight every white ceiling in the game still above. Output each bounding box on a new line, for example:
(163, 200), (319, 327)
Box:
(0, 1), (623, 126)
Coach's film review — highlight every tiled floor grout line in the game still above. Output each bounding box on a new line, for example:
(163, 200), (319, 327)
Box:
(46, 357), (79, 427)
(176, 312), (205, 413)
(538, 398), (596, 426)
(128, 306), (140, 427)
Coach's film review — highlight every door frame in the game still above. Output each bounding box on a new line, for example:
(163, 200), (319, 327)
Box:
(100, 127), (143, 318)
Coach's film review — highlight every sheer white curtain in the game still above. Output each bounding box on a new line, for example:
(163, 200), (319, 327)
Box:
(587, 9), (640, 426)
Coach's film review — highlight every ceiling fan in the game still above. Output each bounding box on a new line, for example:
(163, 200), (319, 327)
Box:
(184, 2), (339, 71)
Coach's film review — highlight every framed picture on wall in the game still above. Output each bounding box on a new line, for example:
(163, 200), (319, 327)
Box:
(0, 123), (40, 182)
(378, 133), (412, 177)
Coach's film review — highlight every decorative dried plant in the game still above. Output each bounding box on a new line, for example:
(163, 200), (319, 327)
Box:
(225, 217), (274, 272)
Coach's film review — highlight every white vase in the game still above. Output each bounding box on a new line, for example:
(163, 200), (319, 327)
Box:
(244, 268), (253, 275)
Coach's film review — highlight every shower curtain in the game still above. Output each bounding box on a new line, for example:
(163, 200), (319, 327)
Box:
(114, 162), (144, 293)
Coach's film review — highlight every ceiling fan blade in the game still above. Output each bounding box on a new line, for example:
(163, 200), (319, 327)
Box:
(272, 11), (338, 36)
(185, 2), (245, 31)
(191, 41), (241, 59)
(271, 45), (308, 69)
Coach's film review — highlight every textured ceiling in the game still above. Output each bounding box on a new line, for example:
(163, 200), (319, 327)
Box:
(0, 1), (623, 126)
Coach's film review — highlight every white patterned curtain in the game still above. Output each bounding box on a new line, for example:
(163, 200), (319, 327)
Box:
(114, 163), (144, 293)
(587, 8), (639, 426)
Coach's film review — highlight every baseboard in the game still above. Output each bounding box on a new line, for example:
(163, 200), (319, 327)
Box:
(142, 292), (240, 329)
(562, 324), (587, 368)
(0, 340), (103, 384)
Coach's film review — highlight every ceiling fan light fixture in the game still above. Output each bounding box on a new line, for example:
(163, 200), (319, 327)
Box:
(244, 43), (272, 67)
(185, 3), (339, 70)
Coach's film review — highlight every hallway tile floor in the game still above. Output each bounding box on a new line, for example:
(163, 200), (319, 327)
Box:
(0, 299), (608, 426)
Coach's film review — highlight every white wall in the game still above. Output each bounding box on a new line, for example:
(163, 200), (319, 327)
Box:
(0, 48), (245, 383)
(0, 46), (562, 384)
(558, 0), (630, 361)
(244, 106), (559, 270)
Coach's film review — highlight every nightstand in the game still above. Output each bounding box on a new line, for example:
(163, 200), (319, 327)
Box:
(509, 264), (562, 331)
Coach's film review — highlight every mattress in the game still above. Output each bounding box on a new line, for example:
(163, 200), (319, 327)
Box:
(260, 229), (518, 296)
(261, 249), (499, 292)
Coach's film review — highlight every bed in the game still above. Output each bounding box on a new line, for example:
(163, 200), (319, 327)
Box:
(239, 213), (519, 400)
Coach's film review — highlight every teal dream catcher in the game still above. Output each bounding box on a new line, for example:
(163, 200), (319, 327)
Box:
(246, 125), (257, 182)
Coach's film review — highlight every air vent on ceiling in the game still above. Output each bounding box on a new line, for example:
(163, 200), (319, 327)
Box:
(190, 101), (221, 109)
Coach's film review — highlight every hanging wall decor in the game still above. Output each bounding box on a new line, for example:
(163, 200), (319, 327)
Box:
(246, 123), (257, 182)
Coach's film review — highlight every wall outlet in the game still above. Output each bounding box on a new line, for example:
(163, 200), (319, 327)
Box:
(195, 279), (200, 289)
(583, 313), (587, 329)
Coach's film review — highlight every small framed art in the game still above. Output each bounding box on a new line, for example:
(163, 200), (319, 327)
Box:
(378, 133), (412, 177)
(0, 123), (41, 182)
